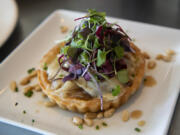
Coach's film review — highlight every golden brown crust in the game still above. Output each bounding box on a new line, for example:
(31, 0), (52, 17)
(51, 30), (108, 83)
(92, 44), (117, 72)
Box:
(37, 42), (145, 113)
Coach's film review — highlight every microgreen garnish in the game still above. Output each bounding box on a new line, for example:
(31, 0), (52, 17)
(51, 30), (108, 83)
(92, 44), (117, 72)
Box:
(32, 119), (35, 123)
(117, 69), (129, 83)
(78, 124), (83, 129)
(24, 90), (33, 98)
(59, 74), (64, 78)
(27, 68), (35, 74)
(114, 46), (124, 59)
(112, 85), (121, 96)
(55, 9), (134, 111)
(102, 122), (107, 126)
(96, 125), (100, 130)
(43, 63), (48, 71)
(97, 49), (107, 67)
(135, 127), (141, 132)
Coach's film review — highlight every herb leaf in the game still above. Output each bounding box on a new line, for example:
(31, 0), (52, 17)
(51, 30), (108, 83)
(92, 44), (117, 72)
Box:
(24, 90), (33, 98)
(43, 63), (48, 71)
(27, 68), (35, 74)
(61, 46), (69, 55)
(112, 85), (121, 96)
(117, 69), (129, 83)
(78, 124), (83, 129)
(96, 125), (100, 130)
(80, 51), (90, 64)
(102, 122), (108, 126)
(94, 37), (100, 49)
(97, 49), (107, 67)
(135, 127), (141, 132)
(114, 46), (124, 59)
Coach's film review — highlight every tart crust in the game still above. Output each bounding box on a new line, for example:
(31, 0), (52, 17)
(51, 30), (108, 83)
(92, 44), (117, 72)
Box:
(37, 42), (145, 113)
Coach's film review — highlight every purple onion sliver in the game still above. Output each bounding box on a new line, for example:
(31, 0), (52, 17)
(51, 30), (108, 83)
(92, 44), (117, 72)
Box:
(84, 73), (91, 81)
(74, 16), (88, 21)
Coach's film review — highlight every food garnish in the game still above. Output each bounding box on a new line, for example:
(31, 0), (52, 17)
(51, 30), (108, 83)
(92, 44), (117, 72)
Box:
(43, 63), (48, 71)
(95, 125), (100, 130)
(134, 127), (141, 132)
(51, 9), (134, 110)
(112, 85), (121, 96)
(102, 122), (107, 126)
(23, 110), (26, 114)
(24, 90), (33, 97)
(78, 124), (83, 129)
(27, 68), (35, 74)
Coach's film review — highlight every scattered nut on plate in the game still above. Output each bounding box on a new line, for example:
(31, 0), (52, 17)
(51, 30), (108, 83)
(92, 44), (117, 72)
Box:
(72, 116), (83, 125)
(142, 52), (150, 59)
(84, 112), (97, 119)
(138, 120), (146, 126)
(131, 110), (143, 119)
(84, 118), (93, 127)
(104, 108), (115, 118)
(147, 60), (156, 69)
(10, 81), (18, 92)
(122, 110), (130, 122)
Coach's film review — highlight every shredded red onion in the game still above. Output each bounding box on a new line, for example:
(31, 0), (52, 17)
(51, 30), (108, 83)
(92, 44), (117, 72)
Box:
(74, 16), (88, 21)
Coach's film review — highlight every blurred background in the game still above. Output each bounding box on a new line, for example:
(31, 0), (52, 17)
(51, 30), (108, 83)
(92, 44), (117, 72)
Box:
(0, 0), (180, 134)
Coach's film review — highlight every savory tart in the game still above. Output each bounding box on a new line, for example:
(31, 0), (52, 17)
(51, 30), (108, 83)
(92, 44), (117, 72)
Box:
(37, 10), (145, 113)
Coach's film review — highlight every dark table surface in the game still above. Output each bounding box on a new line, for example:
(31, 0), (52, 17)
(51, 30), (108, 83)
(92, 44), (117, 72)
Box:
(0, 0), (179, 134)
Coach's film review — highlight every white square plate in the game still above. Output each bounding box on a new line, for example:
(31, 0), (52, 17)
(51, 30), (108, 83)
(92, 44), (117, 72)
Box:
(0, 10), (180, 135)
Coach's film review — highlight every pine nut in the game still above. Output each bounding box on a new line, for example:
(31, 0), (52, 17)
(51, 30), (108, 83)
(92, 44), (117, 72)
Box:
(97, 112), (103, 119)
(138, 120), (146, 126)
(147, 60), (156, 69)
(60, 26), (68, 33)
(20, 70), (37, 85)
(131, 110), (142, 119)
(84, 118), (93, 127)
(122, 110), (130, 122)
(166, 49), (175, 56)
(20, 77), (30, 85)
(72, 116), (83, 125)
(142, 52), (150, 59)
(163, 55), (171, 62)
(156, 54), (164, 60)
(23, 86), (33, 93)
(84, 112), (97, 119)
(104, 108), (115, 118)
(10, 81), (17, 91)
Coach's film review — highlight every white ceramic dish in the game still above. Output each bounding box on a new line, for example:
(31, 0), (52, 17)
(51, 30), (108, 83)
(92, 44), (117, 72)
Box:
(0, 0), (18, 47)
(0, 10), (180, 135)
